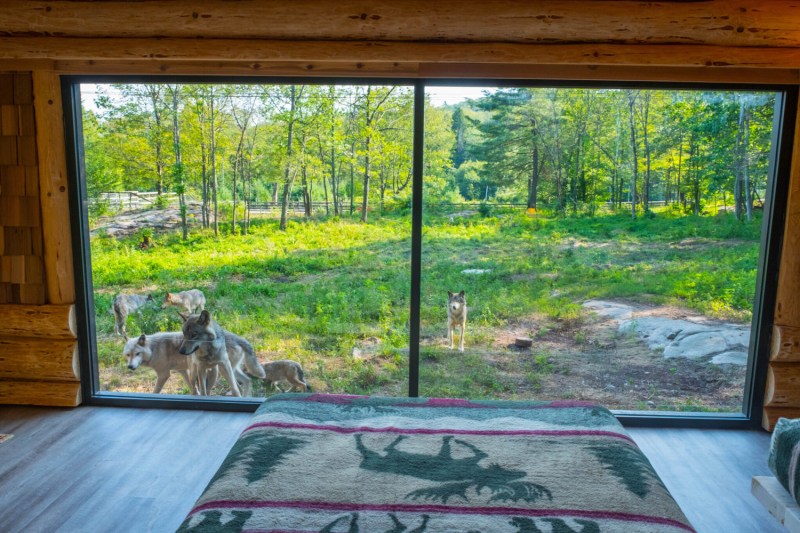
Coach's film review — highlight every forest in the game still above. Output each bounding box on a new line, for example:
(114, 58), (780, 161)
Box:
(82, 83), (777, 228)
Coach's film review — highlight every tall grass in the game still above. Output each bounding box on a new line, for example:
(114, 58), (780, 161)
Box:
(92, 208), (761, 398)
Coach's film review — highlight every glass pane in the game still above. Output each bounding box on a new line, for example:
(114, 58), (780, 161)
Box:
(420, 86), (777, 414)
(80, 83), (412, 398)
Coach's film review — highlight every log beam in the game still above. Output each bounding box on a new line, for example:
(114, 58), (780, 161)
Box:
(0, 304), (75, 339)
(0, 337), (79, 382)
(2, 1), (800, 48)
(5, 39), (800, 69)
(0, 379), (81, 407)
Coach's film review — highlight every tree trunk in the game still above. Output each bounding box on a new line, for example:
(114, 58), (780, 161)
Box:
(627, 91), (639, 219)
(280, 85), (299, 231)
(210, 89), (219, 236)
(169, 85), (187, 240)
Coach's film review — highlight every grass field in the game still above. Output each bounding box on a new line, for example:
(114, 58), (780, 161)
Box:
(91, 207), (762, 410)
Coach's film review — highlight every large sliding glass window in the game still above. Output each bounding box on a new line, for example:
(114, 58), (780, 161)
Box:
(66, 77), (794, 425)
(75, 81), (412, 401)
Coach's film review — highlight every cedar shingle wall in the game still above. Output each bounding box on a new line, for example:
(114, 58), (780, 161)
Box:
(0, 72), (45, 305)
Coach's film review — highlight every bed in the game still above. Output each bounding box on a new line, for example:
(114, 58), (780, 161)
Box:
(177, 394), (694, 532)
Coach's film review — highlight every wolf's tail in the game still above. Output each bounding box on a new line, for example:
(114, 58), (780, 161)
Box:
(298, 367), (311, 392)
(242, 340), (266, 379)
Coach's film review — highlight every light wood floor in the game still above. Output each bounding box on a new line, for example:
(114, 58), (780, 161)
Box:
(0, 405), (784, 533)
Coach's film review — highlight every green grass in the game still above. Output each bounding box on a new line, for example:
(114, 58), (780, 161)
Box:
(92, 208), (762, 398)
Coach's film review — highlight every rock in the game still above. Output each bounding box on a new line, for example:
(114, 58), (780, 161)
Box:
(515, 337), (533, 348)
(461, 269), (492, 275)
(584, 300), (750, 367)
(583, 300), (634, 321)
(710, 351), (748, 366)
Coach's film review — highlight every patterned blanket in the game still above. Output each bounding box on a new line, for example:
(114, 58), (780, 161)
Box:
(178, 394), (694, 533)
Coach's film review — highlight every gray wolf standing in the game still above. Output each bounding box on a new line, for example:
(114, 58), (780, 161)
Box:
(123, 332), (194, 393)
(161, 289), (206, 314)
(163, 289), (206, 314)
(111, 293), (153, 341)
(447, 290), (467, 352)
(261, 360), (311, 392)
(178, 310), (266, 397)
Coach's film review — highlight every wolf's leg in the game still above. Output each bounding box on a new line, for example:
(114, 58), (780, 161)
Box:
(448, 321), (454, 349)
(234, 368), (251, 397)
(219, 360), (242, 397)
(177, 369), (193, 393)
(196, 361), (209, 395)
(459, 321), (466, 352)
(153, 373), (169, 394)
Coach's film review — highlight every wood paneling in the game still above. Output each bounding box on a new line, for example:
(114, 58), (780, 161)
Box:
(2, 1), (799, 48)
(765, 98), (800, 431)
(0, 72), (45, 305)
(32, 70), (74, 305)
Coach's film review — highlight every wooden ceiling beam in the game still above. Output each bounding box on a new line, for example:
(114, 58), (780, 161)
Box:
(5, 38), (800, 69)
(2, 1), (800, 48)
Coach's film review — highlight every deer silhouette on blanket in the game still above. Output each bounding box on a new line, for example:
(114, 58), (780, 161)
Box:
(354, 434), (551, 503)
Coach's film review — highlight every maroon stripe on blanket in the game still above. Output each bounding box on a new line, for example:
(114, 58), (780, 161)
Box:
(241, 421), (635, 444)
(189, 500), (695, 532)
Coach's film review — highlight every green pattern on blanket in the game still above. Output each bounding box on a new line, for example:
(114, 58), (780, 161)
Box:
(768, 417), (800, 504)
(178, 394), (695, 533)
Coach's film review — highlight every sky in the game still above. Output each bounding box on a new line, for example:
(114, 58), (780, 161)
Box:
(80, 84), (496, 113)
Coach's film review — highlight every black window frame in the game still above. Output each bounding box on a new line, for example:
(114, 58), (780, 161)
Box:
(63, 75), (797, 427)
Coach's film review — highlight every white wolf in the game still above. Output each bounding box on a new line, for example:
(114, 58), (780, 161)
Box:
(123, 332), (194, 394)
(162, 289), (206, 314)
(447, 290), (467, 352)
(178, 310), (266, 397)
(111, 293), (153, 341)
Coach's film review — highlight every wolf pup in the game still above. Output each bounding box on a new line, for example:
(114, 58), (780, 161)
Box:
(178, 310), (266, 397)
(163, 289), (206, 314)
(261, 360), (311, 393)
(124, 332), (195, 394)
(447, 290), (467, 352)
(111, 293), (153, 341)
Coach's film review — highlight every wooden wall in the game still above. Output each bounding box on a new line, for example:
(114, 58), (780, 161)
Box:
(0, 70), (79, 406)
(1, 0), (800, 420)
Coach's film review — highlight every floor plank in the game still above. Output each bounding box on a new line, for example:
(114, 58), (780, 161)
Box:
(0, 405), (786, 533)
(628, 427), (783, 533)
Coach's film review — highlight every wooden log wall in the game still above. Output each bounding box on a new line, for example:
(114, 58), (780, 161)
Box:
(0, 69), (78, 407)
(2, 0), (800, 417)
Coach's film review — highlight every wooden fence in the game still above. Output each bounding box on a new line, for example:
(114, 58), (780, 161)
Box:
(91, 191), (178, 211)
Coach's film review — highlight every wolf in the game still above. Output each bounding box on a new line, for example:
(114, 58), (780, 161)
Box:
(124, 332), (195, 394)
(261, 360), (311, 393)
(447, 290), (467, 352)
(163, 289), (206, 314)
(178, 310), (266, 397)
(111, 293), (153, 341)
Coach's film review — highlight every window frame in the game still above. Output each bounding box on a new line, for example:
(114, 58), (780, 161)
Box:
(63, 75), (797, 427)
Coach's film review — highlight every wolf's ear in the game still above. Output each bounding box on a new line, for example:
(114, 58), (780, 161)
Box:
(137, 334), (147, 346)
(448, 291), (454, 297)
(178, 311), (189, 323)
(458, 290), (465, 297)
(199, 310), (211, 325)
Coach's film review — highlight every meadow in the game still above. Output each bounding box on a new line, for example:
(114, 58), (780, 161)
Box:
(91, 207), (761, 410)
